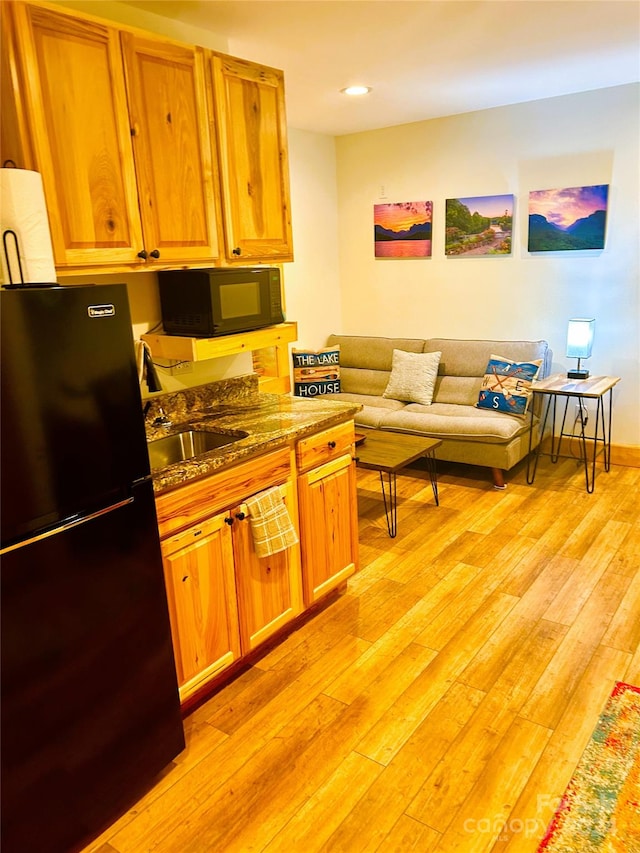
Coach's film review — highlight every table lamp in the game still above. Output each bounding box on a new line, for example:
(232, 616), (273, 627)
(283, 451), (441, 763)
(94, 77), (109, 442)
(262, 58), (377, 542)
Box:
(566, 318), (595, 379)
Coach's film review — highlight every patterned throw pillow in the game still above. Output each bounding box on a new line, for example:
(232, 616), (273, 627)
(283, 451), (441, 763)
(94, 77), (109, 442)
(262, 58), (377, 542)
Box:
(292, 346), (341, 397)
(477, 354), (543, 416)
(383, 349), (442, 405)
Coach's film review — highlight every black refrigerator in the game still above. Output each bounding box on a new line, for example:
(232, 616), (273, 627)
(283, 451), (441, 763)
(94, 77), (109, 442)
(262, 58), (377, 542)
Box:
(1, 283), (185, 853)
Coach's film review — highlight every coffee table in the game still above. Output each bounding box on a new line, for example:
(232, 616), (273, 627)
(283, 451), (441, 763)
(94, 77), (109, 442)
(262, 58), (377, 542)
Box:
(354, 429), (442, 538)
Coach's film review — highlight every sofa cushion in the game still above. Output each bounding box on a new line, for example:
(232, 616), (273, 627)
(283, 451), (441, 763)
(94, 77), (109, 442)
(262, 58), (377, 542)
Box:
(329, 392), (407, 428)
(339, 366), (390, 396)
(328, 334), (424, 370)
(383, 349), (441, 405)
(424, 338), (550, 379)
(380, 402), (532, 443)
(476, 354), (543, 416)
(432, 375), (484, 406)
(327, 334), (425, 398)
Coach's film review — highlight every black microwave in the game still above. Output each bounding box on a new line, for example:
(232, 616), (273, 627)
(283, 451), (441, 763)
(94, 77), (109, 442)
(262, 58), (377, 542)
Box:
(158, 267), (284, 338)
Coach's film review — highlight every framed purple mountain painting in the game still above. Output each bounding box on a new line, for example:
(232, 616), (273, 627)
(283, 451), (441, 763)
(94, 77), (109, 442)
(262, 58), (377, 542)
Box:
(374, 201), (432, 258)
(528, 184), (609, 252)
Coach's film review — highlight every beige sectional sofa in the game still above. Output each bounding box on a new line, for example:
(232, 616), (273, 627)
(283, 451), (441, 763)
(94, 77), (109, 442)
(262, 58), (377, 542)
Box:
(326, 334), (552, 487)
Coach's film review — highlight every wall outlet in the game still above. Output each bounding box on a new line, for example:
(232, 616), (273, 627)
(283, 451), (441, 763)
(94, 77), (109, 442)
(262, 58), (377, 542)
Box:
(170, 360), (193, 375)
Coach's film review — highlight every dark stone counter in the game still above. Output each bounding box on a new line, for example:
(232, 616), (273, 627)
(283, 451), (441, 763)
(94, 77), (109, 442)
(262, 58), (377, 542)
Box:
(145, 375), (361, 494)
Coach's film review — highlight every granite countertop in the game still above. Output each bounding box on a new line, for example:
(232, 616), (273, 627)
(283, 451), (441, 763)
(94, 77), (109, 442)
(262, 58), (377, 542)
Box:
(145, 375), (361, 493)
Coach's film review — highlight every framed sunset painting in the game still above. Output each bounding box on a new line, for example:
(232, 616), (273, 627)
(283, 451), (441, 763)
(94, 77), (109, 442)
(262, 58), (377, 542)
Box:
(374, 201), (433, 258)
(528, 184), (609, 251)
(445, 194), (513, 256)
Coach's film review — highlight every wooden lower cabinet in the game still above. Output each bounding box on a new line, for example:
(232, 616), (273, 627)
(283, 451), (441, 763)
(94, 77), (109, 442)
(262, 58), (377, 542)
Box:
(231, 481), (303, 651)
(297, 452), (359, 606)
(156, 423), (358, 703)
(157, 450), (303, 702)
(161, 513), (241, 702)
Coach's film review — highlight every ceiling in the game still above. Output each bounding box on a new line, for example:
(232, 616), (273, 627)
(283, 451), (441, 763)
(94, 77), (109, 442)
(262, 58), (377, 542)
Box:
(123, 0), (640, 136)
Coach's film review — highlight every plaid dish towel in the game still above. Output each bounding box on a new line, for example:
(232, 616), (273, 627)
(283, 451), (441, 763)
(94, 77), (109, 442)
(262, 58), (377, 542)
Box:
(244, 487), (299, 558)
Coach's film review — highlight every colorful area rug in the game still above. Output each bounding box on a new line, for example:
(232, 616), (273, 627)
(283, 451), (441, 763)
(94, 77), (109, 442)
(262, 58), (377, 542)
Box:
(538, 681), (640, 852)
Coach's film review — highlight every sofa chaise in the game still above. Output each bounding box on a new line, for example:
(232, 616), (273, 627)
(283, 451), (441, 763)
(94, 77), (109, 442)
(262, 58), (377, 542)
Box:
(326, 334), (552, 488)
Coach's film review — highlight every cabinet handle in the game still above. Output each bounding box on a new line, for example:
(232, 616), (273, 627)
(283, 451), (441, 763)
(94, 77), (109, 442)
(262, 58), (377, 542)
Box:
(328, 440), (336, 449)
(137, 249), (148, 259)
(224, 516), (234, 525)
(235, 512), (246, 521)
(232, 247), (241, 256)
(149, 249), (160, 259)
(182, 575), (189, 582)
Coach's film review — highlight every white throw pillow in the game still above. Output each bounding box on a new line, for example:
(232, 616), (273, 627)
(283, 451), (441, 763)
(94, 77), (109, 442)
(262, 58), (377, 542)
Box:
(383, 349), (442, 405)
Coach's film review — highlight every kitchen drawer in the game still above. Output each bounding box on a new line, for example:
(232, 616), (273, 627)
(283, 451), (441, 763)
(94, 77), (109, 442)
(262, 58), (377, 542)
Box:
(296, 421), (355, 474)
(156, 447), (291, 538)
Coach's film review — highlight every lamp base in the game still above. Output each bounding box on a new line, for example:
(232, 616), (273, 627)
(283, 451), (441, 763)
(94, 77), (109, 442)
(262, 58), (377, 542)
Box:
(567, 369), (590, 380)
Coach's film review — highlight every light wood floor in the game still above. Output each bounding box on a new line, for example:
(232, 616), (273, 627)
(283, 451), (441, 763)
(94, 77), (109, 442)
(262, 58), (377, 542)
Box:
(86, 454), (640, 853)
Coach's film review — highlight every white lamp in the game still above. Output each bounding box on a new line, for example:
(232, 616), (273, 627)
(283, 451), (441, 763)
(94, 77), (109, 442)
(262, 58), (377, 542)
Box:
(566, 318), (595, 379)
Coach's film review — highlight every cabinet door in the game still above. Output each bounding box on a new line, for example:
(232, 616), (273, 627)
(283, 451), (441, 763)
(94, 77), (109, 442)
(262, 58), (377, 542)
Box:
(120, 32), (222, 264)
(161, 513), (241, 700)
(10, 2), (144, 268)
(297, 454), (359, 606)
(211, 53), (293, 262)
(1, 2), (34, 169)
(232, 481), (302, 651)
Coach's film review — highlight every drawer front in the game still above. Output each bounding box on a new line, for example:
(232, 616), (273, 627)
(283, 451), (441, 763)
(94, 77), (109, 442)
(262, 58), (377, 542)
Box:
(296, 421), (355, 474)
(160, 513), (226, 558)
(156, 447), (291, 539)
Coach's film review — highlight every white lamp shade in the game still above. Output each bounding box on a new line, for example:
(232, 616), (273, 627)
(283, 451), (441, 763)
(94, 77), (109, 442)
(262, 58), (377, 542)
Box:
(566, 318), (595, 359)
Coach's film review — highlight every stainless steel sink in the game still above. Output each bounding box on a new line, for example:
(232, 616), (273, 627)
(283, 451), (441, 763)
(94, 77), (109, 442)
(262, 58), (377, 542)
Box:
(148, 429), (247, 470)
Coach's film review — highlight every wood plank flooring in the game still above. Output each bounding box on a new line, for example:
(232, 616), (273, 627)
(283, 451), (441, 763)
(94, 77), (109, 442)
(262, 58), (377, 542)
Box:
(84, 454), (640, 853)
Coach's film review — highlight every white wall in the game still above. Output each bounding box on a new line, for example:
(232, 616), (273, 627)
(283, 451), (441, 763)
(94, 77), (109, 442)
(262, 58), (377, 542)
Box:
(330, 85), (639, 447)
(284, 128), (342, 349)
(53, 1), (228, 50)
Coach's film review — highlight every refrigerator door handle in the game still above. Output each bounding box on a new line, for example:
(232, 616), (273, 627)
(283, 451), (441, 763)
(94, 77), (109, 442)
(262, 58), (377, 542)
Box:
(0, 497), (135, 556)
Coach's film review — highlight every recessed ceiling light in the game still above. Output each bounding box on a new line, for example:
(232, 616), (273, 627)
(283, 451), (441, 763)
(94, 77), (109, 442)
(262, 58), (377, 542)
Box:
(340, 86), (372, 96)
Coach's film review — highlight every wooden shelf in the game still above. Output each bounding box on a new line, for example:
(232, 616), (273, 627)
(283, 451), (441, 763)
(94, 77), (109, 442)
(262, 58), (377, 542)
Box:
(142, 322), (298, 394)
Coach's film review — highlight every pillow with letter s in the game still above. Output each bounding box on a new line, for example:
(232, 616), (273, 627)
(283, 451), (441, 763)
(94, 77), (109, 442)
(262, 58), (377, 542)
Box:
(477, 354), (543, 416)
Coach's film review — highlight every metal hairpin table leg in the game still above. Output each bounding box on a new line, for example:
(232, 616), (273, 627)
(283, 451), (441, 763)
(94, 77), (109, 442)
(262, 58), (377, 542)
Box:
(423, 449), (440, 506)
(604, 387), (613, 471)
(583, 390), (612, 493)
(527, 393), (551, 484)
(379, 470), (398, 538)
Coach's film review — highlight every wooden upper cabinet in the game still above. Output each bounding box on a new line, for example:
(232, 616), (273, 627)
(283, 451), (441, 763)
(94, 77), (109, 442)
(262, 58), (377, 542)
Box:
(10, 3), (145, 268)
(211, 54), (294, 263)
(1, 3), (33, 170)
(120, 33), (221, 264)
(4, 2), (293, 272)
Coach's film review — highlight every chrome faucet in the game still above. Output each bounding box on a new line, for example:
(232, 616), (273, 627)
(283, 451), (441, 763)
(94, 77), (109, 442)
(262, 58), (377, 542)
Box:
(152, 406), (172, 428)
